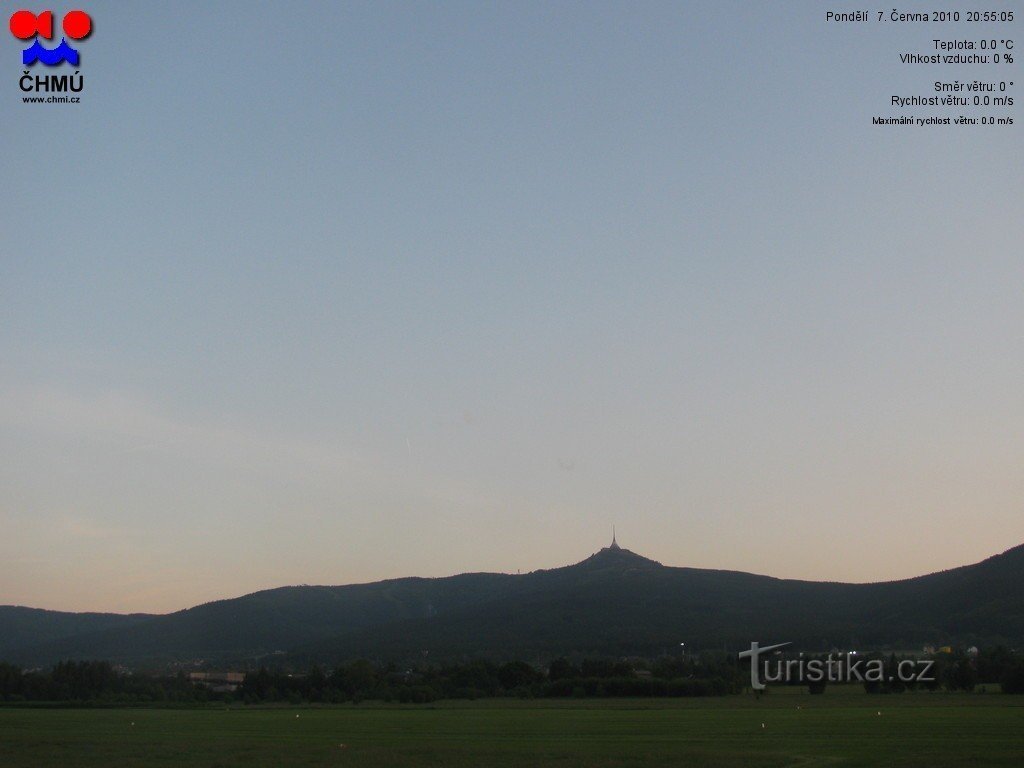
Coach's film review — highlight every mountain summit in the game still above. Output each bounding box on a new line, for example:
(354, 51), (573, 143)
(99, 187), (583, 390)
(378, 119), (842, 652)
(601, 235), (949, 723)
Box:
(571, 544), (663, 572)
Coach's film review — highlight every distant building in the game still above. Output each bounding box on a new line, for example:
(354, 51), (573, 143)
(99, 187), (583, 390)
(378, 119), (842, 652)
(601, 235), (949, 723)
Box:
(189, 671), (245, 693)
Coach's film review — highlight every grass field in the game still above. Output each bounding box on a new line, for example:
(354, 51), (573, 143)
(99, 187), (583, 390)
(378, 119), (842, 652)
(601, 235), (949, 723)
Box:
(1, 695), (1022, 767)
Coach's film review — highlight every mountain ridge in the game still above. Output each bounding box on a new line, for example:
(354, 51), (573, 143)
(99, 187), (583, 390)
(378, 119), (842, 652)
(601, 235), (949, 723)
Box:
(3, 542), (1022, 667)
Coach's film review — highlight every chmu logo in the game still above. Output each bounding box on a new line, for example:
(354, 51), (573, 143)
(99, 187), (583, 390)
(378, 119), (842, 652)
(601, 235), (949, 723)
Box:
(9, 8), (91, 65)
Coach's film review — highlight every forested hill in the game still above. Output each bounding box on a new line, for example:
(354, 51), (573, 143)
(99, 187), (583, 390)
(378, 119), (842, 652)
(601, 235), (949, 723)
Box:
(3, 543), (1023, 667)
(0, 606), (153, 654)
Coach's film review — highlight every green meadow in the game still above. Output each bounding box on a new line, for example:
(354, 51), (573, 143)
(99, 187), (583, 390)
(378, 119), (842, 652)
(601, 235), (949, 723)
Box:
(1, 694), (1022, 767)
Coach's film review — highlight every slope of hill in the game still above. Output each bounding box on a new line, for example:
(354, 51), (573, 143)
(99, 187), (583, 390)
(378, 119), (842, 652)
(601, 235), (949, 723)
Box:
(3, 572), (522, 667)
(3, 543), (1023, 667)
(0, 606), (153, 657)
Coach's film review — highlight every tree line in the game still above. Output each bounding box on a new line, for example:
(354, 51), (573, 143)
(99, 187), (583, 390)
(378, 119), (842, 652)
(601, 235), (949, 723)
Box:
(1, 648), (1021, 705)
(0, 655), (742, 704)
(773, 649), (1023, 694)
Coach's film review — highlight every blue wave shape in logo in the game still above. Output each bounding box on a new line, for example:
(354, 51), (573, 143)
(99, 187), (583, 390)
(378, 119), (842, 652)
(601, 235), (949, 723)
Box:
(22, 38), (80, 66)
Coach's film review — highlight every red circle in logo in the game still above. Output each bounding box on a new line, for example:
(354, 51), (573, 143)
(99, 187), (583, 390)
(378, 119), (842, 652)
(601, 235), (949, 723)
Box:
(10, 10), (52, 39)
(62, 9), (91, 40)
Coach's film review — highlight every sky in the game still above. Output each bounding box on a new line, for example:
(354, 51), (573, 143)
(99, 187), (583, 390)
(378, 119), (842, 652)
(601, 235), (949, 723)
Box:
(1, 1), (1021, 613)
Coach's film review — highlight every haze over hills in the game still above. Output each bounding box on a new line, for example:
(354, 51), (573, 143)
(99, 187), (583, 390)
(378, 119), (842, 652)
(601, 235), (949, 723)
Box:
(3, 540), (1023, 668)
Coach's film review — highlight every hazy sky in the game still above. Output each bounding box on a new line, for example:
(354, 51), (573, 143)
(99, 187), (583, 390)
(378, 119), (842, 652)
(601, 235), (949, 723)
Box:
(2, 1), (1021, 613)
